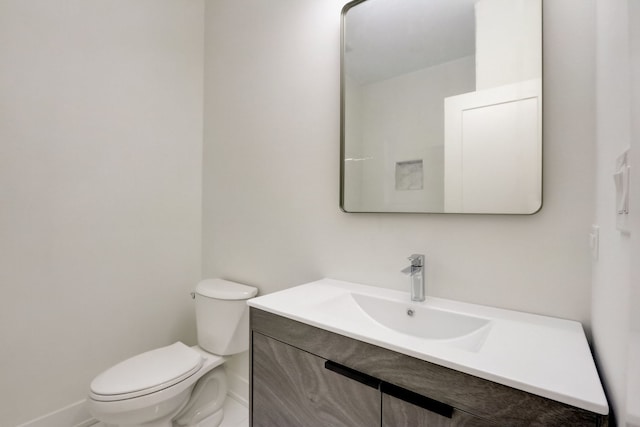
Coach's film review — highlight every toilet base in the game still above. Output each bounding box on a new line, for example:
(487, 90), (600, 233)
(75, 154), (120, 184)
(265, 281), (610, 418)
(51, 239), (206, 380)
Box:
(173, 366), (227, 426)
(92, 407), (224, 427)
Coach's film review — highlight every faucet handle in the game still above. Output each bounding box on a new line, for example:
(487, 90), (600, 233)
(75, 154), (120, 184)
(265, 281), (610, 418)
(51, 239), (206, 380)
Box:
(407, 254), (424, 267)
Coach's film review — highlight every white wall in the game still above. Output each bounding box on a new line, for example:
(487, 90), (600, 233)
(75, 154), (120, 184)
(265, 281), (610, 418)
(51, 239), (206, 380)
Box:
(475, 0), (542, 90)
(203, 0), (596, 394)
(350, 56), (475, 212)
(591, 0), (640, 424)
(629, 2), (640, 424)
(630, 0), (640, 336)
(343, 74), (365, 209)
(0, 2), (204, 425)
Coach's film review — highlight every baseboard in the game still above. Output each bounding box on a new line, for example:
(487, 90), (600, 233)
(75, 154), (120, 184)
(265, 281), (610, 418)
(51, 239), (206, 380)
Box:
(15, 376), (247, 427)
(227, 370), (249, 407)
(15, 400), (96, 427)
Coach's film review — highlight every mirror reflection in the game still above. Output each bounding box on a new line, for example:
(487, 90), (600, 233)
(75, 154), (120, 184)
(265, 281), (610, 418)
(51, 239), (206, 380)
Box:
(341, 0), (542, 214)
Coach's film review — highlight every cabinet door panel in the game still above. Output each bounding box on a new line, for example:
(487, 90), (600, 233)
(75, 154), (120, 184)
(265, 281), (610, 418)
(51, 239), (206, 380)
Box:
(382, 393), (497, 427)
(452, 410), (499, 427)
(382, 393), (451, 427)
(252, 332), (381, 427)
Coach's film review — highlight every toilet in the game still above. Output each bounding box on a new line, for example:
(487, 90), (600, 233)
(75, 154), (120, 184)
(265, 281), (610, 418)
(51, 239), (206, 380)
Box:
(87, 279), (257, 427)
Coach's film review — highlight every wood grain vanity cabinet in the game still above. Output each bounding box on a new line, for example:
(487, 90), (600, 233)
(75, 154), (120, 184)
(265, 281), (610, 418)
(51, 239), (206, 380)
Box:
(250, 308), (609, 427)
(252, 332), (380, 426)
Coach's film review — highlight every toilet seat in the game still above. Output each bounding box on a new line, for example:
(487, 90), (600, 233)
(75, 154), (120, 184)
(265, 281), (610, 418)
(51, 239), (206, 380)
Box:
(90, 342), (203, 402)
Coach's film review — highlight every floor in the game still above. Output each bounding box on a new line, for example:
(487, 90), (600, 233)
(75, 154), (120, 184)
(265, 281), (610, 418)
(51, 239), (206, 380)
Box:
(219, 397), (249, 427)
(91, 396), (248, 427)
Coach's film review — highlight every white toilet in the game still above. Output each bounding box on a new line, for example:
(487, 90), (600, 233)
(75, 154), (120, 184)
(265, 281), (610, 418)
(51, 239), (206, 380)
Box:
(87, 279), (257, 427)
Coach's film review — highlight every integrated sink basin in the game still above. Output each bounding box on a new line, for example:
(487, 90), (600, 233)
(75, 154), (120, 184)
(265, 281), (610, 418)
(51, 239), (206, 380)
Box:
(248, 278), (609, 415)
(350, 292), (491, 340)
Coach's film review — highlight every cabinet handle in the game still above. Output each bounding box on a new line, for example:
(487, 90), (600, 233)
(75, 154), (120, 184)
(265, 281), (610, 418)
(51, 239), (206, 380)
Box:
(381, 382), (454, 419)
(325, 361), (453, 419)
(324, 360), (381, 389)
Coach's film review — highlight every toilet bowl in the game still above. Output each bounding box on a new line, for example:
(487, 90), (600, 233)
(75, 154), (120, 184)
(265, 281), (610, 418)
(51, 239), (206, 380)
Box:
(87, 279), (257, 427)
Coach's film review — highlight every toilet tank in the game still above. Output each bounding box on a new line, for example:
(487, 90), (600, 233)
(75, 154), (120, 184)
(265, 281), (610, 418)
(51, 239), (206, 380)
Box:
(194, 279), (258, 356)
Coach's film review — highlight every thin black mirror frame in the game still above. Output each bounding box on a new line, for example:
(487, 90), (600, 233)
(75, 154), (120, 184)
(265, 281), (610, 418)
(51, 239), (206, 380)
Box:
(339, 0), (544, 215)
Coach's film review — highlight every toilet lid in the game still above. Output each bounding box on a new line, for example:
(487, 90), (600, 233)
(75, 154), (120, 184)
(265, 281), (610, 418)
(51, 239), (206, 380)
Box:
(195, 278), (258, 300)
(90, 342), (203, 401)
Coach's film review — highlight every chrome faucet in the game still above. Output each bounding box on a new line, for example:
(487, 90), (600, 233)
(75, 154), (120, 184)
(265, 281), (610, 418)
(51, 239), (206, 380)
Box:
(402, 254), (425, 302)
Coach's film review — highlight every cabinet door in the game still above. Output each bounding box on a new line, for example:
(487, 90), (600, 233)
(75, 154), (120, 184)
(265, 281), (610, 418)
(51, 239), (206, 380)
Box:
(252, 332), (381, 427)
(382, 384), (497, 427)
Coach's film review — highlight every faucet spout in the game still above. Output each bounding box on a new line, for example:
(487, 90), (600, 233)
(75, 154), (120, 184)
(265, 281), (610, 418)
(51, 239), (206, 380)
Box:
(402, 254), (425, 302)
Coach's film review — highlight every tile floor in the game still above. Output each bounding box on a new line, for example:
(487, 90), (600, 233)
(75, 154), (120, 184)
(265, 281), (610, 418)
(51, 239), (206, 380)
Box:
(90, 396), (248, 427)
(219, 397), (249, 427)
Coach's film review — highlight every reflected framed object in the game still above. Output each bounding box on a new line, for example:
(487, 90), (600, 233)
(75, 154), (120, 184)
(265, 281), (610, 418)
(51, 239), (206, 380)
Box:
(340, 0), (543, 214)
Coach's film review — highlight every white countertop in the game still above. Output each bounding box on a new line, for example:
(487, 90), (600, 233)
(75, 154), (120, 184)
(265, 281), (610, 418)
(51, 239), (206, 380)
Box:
(248, 278), (609, 415)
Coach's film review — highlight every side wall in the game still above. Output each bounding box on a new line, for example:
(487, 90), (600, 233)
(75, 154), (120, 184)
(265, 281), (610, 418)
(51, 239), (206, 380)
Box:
(591, 0), (640, 424)
(630, 2), (640, 424)
(0, 2), (204, 425)
(203, 0), (596, 393)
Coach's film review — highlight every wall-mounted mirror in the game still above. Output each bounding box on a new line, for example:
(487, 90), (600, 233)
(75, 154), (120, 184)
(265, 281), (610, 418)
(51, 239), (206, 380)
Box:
(340, 0), (542, 214)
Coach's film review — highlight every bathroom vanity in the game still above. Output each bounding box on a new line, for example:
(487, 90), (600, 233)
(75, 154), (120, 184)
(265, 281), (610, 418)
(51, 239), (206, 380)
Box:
(248, 279), (609, 426)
